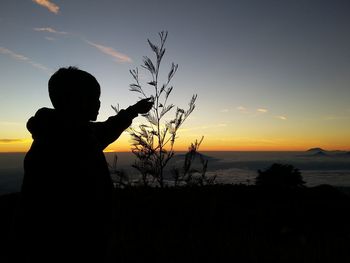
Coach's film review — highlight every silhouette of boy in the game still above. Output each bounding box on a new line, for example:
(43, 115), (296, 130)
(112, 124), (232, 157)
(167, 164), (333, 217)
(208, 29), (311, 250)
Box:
(19, 66), (153, 262)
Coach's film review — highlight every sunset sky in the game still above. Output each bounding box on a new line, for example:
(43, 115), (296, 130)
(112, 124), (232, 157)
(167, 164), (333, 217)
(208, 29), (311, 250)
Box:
(1, 0), (350, 152)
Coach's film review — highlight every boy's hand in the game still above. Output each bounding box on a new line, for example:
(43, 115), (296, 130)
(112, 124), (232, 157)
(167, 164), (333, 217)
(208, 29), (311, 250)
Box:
(132, 98), (153, 114)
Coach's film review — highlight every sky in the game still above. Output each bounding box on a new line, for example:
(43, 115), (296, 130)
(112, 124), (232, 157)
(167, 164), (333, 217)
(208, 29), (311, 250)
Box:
(1, 0), (350, 152)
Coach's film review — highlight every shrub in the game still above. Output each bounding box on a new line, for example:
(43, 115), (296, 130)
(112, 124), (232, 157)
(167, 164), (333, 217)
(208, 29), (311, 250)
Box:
(255, 163), (305, 188)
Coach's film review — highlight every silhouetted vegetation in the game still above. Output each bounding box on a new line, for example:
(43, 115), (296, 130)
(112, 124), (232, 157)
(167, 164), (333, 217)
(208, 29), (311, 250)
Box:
(113, 31), (197, 187)
(109, 137), (216, 187)
(256, 163), (306, 188)
(108, 154), (131, 188)
(2, 184), (350, 263)
(171, 137), (216, 186)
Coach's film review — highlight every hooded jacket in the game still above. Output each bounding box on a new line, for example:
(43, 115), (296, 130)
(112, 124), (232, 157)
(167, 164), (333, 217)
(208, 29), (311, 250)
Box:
(18, 107), (136, 259)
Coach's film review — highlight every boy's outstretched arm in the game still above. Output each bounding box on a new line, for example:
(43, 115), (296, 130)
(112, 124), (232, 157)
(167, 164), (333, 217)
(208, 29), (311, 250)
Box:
(91, 98), (153, 149)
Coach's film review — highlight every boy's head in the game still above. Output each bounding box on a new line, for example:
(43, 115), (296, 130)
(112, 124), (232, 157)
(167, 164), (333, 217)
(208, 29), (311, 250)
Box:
(48, 66), (101, 121)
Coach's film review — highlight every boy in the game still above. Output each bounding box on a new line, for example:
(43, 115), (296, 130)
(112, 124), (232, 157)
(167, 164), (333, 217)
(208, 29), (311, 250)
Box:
(19, 66), (153, 262)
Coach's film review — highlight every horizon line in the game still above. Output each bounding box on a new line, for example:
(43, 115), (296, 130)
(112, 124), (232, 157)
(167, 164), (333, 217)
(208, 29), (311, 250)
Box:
(1, 149), (349, 154)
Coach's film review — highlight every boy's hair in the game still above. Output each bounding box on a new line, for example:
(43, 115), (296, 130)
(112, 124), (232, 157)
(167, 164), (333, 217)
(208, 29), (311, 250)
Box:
(48, 66), (100, 110)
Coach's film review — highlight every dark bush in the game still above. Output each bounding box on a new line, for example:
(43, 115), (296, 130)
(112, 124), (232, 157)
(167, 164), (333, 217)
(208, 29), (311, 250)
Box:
(256, 163), (306, 188)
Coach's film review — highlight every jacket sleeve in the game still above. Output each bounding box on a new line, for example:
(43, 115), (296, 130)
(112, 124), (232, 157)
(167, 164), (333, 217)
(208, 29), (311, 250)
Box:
(91, 106), (138, 150)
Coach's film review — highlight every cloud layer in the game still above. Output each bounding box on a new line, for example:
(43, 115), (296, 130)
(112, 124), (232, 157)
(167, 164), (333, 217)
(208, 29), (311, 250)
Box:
(0, 47), (51, 73)
(235, 105), (287, 121)
(0, 47), (28, 61)
(276, 116), (287, 120)
(33, 0), (59, 14)
(86, 40), (132, 63)
(237, 106), (248, 113)
(34, 27), (67, 34)
(257, 108), (268, 113)
(33, 26), (132, 64)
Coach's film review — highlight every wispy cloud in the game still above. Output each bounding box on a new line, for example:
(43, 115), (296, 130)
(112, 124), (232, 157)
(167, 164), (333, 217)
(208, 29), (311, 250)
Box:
(86, 40), (132, 63)
(34, 27), (67, 34)
(33, 29), (132, 64)
(276, 115), (287, 120)
(29, 62), (51, 72)
(324, 115), (349, 121)
(0, 47), (28, 61)
(220, 109), (229, 113)
(33, 0), (59, 14)
(0, 47), (52, 73)
(0, 139), (24, 143)
(237, 106), (248, 113)
(236, 105), (287, 121)
(257, 108), (268, 113)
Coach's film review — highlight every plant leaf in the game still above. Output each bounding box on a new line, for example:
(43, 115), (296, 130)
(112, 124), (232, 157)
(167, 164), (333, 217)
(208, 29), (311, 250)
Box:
(142, 56), (156, 74)
(147, 81), (157, 86)
(168, 63), (178, 82)
(129, 83), (143, 93)
(160, 104), (174, 118)
(165, 86), (173, 100)
(129, 68), (139, 82)
(159, 48), (165, 61)
(160, 84), (166, 95)
(147, 39), (158, 54)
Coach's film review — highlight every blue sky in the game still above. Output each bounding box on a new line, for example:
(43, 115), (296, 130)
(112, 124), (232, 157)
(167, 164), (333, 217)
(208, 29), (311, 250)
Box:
(1, 0), (350, 151)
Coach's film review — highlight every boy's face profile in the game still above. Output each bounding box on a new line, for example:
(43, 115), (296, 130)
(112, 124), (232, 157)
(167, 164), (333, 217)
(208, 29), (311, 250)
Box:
(78, 84), (101, 122)
(63, 82), (101, 122)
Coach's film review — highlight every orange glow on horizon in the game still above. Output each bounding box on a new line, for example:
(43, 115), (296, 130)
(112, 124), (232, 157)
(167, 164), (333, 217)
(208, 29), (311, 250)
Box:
(0, 137), (349, 153)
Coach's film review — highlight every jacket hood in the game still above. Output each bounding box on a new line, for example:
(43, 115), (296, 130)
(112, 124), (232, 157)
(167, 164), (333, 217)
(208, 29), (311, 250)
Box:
(27, 108), (61, 140)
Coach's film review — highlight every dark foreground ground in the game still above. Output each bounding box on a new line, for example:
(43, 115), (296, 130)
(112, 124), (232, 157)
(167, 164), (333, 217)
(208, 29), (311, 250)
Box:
(1, 184), (350, 262)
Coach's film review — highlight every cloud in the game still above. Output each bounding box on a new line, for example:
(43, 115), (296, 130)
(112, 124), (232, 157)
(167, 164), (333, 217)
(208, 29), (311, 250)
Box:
(0, 139), (24, 143)
(0, 47), (52, 73)
(33, 0), (59, 14)
(237, 106), (248, 113)
(29, 62), (51, 72)
(34, 27), (67, 34)
(86, 40), (132, 63)
(257, 108), (268, 113)
(276, 115), (287, 120)
(0, 47), (29, 61)
(220, 109), (229, 113)
(324, 115), (349, 121)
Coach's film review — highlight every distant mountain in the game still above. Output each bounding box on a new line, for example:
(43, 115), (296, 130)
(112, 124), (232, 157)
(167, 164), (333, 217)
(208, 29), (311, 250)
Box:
(297, 148), (330, 158)
(306, 148), (327, 153)
(306, 148), (349, 154)
(301, 148), (350, 158)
